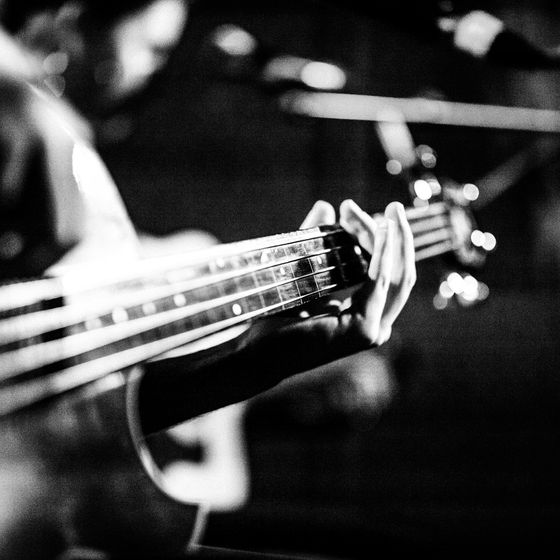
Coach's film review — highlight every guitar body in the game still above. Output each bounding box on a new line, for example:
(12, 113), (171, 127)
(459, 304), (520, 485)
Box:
(0, 369), (200, 559)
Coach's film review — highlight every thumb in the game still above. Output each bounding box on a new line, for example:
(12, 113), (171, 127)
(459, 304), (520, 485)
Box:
(300, 200), (336, 229)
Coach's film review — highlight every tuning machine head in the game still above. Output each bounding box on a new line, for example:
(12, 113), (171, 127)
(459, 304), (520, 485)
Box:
(415, 144), (438, 170)
(441, 179), (496, 269)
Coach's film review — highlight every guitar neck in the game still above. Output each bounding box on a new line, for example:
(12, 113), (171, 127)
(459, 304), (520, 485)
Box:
(0, 202), (454, 415)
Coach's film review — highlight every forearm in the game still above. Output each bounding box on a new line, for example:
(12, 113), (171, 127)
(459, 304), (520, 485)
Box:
(139, 312), (371, 435)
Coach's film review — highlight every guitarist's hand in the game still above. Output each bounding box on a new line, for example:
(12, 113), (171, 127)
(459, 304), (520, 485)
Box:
(299, 198), (416, 346)
(141, 199), (416, 434)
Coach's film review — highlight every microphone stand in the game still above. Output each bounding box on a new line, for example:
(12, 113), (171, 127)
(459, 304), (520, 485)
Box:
(279, 90), (560, 133)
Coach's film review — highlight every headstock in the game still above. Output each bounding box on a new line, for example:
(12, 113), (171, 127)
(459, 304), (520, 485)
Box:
(413, 144), (496, 308)
(382, 137), (496, 309)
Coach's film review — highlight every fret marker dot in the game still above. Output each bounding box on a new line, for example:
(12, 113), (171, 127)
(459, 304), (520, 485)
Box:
(142, 302), (156, 315)
(260, 252), (269, 264)
(354, 246), (362, 256)
(174, 293), (186, 307)
(112, 307), (128, 323)
(232, 303), (242, 316)
(216, 257), (225, 268)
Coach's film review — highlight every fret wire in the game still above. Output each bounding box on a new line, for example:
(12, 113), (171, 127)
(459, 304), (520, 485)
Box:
(271, 247), (288, 310)
(290, 262), (302, 300)
(271, 246), (305, 311)
(253, 268), (267, 310)
(0, 253), (365, 381)
(0, 279), (345, 417)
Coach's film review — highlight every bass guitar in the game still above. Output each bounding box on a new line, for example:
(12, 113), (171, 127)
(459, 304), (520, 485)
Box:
(0, 86), (489, 555)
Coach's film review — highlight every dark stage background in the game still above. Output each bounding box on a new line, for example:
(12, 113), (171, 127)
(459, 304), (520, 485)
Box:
(97, 0), (560, 556)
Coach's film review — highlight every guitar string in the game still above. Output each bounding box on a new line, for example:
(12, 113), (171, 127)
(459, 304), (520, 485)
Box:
(0, 203), (453, 347)
(0, 279), (347, 416)
(0, 224), (456, 387)
(0, 231), (457, 415)
(0, 255), (364, 379)
(0, 223), (455, 356)
(0, 245), (339, 345)
(0, 202), (452, 314)
(0, 225), (335, 313)
(0, 229), (455, 378)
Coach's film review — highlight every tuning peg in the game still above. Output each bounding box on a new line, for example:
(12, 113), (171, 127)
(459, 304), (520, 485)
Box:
(461, 182), (480, 203)
(411, 176), (442, 203)
(415, 144), (437, 169)
(433, 270), (490, 310)
(470, 229), (497, 253)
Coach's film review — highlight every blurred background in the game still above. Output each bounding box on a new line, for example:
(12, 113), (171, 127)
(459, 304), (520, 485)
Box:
(75, 0), (560, 556)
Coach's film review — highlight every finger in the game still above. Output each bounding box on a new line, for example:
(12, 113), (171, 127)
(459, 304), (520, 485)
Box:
(339, 199), (378, 255)
(299, 200), (336, 229)
(379, 202), (417, 330)
(388, 201), (416, 289)
(385, 201), (416, 293)
(340, 199), (412, 281)
(358, 218), (396, 341)
(382, 202), (406, 283)
(339, 199), (390, 281)
(368, 220), (388, 282)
